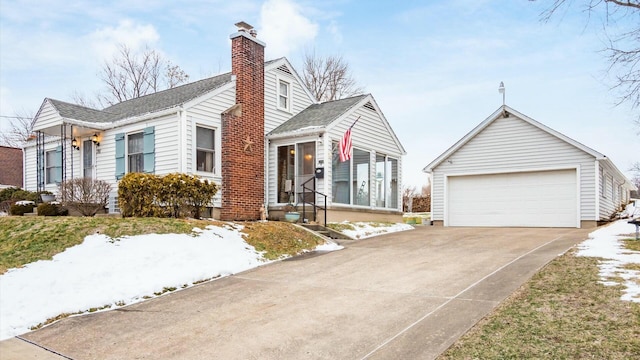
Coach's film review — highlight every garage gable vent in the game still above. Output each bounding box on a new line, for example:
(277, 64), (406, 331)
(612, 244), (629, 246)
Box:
(277, 64), (292, 75)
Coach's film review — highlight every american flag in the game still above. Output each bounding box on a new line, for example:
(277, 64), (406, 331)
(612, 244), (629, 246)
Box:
(339, 128), (352, 162)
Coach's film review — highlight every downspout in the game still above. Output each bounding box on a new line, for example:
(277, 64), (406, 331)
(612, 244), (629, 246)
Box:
(22, 147), (26, 191)
(595, 159), (600, 222)
(264, 137), (269, 219)
(178, 107), (187, 173)
(322, 132), (329, 202)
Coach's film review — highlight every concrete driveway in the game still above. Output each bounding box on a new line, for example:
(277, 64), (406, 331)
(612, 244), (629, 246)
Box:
(2, 226), (590, 359)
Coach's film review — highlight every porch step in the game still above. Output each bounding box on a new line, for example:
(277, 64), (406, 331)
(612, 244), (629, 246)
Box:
(300, 224), (353, 241)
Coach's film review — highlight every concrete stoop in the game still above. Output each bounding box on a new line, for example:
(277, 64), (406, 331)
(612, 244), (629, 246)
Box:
(299, 224), (354, 242)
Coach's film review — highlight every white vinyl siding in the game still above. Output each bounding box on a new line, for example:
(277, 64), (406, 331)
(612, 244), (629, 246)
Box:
(264, 62), (314, 133)
(187, 86), (234, 185)
(94, 113), (180, 191)
(431, 116), (596, 224)
(598, 161), (627, 220)
(32, 100), (63, 132)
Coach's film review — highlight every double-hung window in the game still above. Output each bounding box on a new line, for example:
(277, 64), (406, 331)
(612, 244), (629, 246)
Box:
(128, 133), (144, 173)
(45, 150), (57, 184)
(196, 126), (215, 173)
(278, 79), (290, 112)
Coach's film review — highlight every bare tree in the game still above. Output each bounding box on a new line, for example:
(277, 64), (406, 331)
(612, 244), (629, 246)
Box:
(96, 44), (190, 107)
(533, 0), (640, 114)
(631, 161), (640, 191)
(0, 111), (35, 148)
(302, 50), (364, 102)
(421, 182), (431, 197)
(58, 177), (111, 216)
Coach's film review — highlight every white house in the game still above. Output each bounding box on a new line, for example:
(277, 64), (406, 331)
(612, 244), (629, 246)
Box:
(23, 22), (406, 222)
(423, 105), (635, 228)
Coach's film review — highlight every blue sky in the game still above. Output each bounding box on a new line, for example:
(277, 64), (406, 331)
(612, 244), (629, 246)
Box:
(1, 0), (638, 188)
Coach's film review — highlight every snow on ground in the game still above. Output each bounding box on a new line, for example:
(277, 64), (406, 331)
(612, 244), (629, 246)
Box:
(0, 221), (408, 340)
(0, 223), (347, 340)
(576, 219), (640, 303)
(337, 221), (414, 239)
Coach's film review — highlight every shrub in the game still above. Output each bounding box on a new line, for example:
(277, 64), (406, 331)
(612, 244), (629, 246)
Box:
(0, 188), (52, 203)
(187, 176), (218, 219)
(118, 173), (163, 218)
(58, 178), (111, 216)
(0, 187), (21, 202)
(10, 204), (35, 216)
(118, 172), (218, 218)
(37, 203), (68, 216)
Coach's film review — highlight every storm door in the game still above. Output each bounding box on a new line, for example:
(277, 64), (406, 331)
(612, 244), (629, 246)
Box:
(83, 139), (94, 178)
(296, 142), (315, 203)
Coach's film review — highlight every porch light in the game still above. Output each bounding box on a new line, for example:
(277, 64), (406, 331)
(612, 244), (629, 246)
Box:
(71, 138), (79, 150)
(290, 149), (295, 155)
(92, 133), (100, 146)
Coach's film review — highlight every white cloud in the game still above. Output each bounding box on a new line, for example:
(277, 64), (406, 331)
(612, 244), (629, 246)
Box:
(87, 19), (161, 61)
(258, 0), (318, 58)
(327, 20), (343, 44)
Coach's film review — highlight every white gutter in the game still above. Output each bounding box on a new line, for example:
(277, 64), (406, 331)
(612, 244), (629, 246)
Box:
(58, 107), (181, 130)
(267, 126), (325, 140)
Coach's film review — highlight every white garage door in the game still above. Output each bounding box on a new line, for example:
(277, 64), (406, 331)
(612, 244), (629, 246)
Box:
(447, 169), (577, 227)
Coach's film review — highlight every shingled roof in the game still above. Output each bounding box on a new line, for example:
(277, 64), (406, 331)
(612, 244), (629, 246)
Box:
(48, 99), (115, 123)
(103, 72), (233, 120)
(269, 94), (367, 135)
(48, 72), (233, 123)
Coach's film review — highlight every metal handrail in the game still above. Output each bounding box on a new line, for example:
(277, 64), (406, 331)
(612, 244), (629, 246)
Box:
(300, 176), (327, 227)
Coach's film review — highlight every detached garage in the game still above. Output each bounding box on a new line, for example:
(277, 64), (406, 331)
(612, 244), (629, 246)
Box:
(424, 105), (636, 228)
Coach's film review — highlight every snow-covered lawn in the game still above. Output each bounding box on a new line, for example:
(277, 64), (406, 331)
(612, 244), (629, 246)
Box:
(337, 222), (414, 239)
(576, 219), (640, 303)
(0, 222), (410, 340)
(0, 223), (342, 340)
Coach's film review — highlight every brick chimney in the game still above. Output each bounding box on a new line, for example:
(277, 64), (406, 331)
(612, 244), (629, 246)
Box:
(220, 22), (265, 220)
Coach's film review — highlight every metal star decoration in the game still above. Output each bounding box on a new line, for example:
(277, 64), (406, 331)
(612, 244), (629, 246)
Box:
(243, 136), (254, 153)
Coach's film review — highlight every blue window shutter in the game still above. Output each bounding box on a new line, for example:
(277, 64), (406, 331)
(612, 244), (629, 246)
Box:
(115, 133), (125, 179)
(54, 145), (62, 183)
(143, 126), (155, 173)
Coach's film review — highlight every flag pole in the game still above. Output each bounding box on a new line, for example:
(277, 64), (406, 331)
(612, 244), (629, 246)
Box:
(349, 116), (361, 130)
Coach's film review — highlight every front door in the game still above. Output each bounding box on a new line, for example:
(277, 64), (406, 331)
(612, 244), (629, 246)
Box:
(83, 139), (94, 178)
(296, 142), (315, 203)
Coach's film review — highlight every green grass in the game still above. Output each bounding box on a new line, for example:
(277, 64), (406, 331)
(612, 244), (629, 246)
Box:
(439, 246), (640, 360)
(0, 217), (324, 274)
(242, 221), (324, 259)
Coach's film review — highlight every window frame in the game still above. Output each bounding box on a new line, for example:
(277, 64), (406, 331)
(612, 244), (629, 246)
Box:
(45, 150), (56, 184)
(127, 132), (144, 174)
(277, 77), (291, 112)
(375, 153), (398, 209)
(195, 125), (216, 174)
